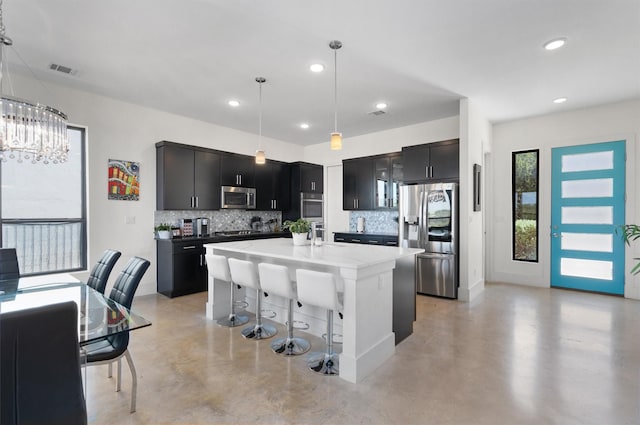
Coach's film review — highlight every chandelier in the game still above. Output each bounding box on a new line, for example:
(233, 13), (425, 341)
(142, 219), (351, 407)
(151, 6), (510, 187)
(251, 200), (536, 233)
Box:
(0, 0), (69, 164)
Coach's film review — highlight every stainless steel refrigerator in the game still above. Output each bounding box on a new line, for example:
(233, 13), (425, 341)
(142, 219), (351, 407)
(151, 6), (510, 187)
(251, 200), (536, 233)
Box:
(399, 182), (458, 298)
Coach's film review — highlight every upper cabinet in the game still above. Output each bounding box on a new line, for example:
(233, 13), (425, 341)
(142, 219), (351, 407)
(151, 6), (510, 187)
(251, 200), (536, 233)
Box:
(374, 153), (403, 209)
(291, 162), (323, 193)
(255, 160), (290, 211)
(156, 142), (221, 210)
(402, 139), (459, 183)
(220, 153), (255, 187)
(343, 157), (374, 210)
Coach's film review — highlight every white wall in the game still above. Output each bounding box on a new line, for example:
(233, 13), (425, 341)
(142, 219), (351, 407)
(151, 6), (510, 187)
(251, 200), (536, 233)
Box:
(458, 99), (492, 301)
(488, 100), (640, 299)
(8, 74), (304, 296)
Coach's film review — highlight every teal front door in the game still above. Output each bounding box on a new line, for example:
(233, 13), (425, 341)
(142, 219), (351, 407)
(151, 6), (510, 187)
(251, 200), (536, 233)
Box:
(550, 141), (626, 295)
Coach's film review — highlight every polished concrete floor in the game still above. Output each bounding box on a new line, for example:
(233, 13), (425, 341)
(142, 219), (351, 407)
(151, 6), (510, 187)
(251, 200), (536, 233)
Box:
(86, 282), (640, 425)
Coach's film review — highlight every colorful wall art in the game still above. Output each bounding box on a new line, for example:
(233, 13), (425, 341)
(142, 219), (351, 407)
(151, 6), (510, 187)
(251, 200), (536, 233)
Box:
(108, 159), (140, 201)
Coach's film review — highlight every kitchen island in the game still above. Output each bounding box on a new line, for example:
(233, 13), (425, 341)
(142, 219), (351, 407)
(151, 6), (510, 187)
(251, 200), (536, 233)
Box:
(204, 238), (422, 383)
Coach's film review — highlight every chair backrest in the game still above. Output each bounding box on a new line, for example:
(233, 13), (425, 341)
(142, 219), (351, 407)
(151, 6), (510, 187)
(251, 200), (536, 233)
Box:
(0, 248), (20, 280)
(206, 254), (232, 282)
(258, 263), (295, 299)
(295, 269), (341, 311)
(86, 249), (122, 294)
(1, 301), (87, 425)
(109, 256), (150, 309)
(228, 258), (260, 290)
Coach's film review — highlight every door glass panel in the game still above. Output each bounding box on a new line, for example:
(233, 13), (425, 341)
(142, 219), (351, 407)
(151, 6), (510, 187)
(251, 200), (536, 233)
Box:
(427, 189), (452, 242)
(375, 158), (389, 208)
(561, 151), (613, 172)
(561, 206), (612, 224)
(561, 233), (612, 252)
(562, 179), (613, 198)
(561, 258), (612, 280)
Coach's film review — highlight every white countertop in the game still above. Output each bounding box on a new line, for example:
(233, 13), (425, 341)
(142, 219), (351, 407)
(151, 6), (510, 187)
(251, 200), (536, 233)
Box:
(205, 238), (422, 269)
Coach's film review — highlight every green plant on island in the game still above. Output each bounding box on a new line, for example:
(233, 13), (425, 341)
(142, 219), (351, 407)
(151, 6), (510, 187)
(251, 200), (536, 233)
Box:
(282, 218), (311, 234)
(619, 224), (640, 275)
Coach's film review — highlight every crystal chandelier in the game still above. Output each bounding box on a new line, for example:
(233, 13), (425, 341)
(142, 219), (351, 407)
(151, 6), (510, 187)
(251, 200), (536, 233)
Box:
(0, 0), (69, 164)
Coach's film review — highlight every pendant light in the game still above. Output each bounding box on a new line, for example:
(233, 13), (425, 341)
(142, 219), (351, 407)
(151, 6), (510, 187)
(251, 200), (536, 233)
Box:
(254, 77), (266, 165)
(329, 40), (342, 150)
(0, 0), (69, 164)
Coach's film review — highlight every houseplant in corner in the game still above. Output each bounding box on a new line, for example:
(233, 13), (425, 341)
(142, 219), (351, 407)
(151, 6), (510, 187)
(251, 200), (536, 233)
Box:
(283, 218), (311, 246)
(155, 223), (172, 240)
(620, 224), (640, 275)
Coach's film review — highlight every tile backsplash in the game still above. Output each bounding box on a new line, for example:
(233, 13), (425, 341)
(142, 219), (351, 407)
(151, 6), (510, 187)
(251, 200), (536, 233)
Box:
(155, 210), (282, 233)
(349, 210), (399, 234)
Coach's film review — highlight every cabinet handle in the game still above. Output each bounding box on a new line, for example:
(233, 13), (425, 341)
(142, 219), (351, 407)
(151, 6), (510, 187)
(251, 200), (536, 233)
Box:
(429, 166), (433, 178)
(351, 239), (361, 243)
(426, 165), (429, 178)
(368, 240), (380, 244)
(200, 254), (203, 267)
(386, 241), (397, 246)
(239, 174), (242, 185)
(273, 200), (277, 209)
(353, 199), (356, 209)
(356, 199), (359, 209)
(195, 196), (199, 208)
(336, 237), (345, 241)
(182, 245), (197, 250)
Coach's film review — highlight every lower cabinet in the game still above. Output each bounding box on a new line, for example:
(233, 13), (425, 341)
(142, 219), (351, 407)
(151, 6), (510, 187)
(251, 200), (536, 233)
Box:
(157, 240), (207, 298)
(333, 232), (398, 246)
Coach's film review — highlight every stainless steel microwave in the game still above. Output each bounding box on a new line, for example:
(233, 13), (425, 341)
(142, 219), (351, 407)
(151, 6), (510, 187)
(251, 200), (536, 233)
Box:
(221, 186), (256, 209)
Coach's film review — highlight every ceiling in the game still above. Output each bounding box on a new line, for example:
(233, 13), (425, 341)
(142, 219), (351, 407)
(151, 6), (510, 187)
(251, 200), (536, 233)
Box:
(3, 0), (639, 147)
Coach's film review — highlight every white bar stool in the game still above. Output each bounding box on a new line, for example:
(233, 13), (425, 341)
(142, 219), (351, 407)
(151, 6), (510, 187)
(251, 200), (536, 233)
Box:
(258, 263), (310, 356)
(206, 254), (249, 327)
(228, 258), (277, 340)
(295, 268), (342, 375)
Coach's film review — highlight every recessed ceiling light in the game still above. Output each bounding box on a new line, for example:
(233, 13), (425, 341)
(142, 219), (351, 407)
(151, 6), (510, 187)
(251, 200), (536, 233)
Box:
(553, 97), (567, 104)
(544, 38), (567, 50)
(300, 123), (310, 129)
(310, 64), (324, 73)
(376, 102), (388, 109)
(228, 100), (240, 107)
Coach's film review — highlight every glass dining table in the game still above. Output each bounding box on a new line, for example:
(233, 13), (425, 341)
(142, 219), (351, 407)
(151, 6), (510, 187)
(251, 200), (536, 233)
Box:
(0, 273), (151, 345)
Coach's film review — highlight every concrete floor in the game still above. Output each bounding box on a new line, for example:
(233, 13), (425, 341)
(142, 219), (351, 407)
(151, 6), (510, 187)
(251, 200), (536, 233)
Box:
(86, 282), (640, 425)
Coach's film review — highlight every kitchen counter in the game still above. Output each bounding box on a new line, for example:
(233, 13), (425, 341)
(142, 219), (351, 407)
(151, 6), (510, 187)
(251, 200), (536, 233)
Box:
(204, 238), (422, 383)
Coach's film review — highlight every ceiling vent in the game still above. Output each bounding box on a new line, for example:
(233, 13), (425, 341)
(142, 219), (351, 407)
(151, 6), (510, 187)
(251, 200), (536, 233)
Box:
(368, 110), (386, 116)
(49, 63), (77, 76)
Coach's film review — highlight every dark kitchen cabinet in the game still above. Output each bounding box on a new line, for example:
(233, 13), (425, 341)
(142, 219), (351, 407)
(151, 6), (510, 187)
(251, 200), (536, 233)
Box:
(374, 153), (403, 209)
(255, 160), (290, 211)
(156, 240), (207, 298)
(334, 232), (398, 246)
(402, 139), (459, 183)
(343, 157), (373, 210)
(297, 163), (323, 193)
(220, 153), (255, 187)
(156, 142), (220, 210)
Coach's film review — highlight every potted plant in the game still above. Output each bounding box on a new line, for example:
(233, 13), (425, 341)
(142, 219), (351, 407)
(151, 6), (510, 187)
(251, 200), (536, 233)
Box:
(620, 224), (640, 274)
(283, 218), (311, 246)
(155, 223), (172, 240)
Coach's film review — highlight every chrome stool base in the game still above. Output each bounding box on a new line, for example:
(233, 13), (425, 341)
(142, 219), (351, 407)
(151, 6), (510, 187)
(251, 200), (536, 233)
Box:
(216, 313), (249, 327)
(271, 336), (311, 356)
(307, 351), (339, 375)
(241, 323), (277, 340)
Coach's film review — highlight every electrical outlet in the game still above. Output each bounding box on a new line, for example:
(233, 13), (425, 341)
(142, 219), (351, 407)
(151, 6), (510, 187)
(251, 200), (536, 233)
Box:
(125, 216), (136, 225)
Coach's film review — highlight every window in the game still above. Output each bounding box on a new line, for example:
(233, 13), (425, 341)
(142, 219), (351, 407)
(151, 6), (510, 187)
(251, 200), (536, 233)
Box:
(1, 126), (87, 275)
(512, 150), (539, 262)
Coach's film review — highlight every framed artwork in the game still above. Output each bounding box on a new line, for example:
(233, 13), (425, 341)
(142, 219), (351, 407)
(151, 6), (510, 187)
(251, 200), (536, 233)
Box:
(473, 163), (481, 211)
(108, 159), (140, 201)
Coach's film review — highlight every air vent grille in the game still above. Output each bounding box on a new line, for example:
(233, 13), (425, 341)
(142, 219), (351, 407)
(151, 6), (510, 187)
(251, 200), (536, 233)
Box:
(49, 63), (77, 75)
(368, 110), (386, 116)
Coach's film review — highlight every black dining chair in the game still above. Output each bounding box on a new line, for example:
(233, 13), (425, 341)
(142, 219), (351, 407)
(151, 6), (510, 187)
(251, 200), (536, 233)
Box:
(86, 249), (121, 294)
(83, 256), (150, 413)
(1, 301), (87, 425)
(0, 247), (20, 280)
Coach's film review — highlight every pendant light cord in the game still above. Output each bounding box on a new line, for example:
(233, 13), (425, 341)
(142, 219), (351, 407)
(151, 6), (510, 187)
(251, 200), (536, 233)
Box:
(333, 46), (338, 133)
(258, 80), (262, 149)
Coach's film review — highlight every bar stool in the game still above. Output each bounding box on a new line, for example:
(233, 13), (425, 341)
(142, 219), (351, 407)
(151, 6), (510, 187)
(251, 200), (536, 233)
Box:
(258, 263), (310, 356)
(295, 268), (342, 375)
(206, 254), (249, 327)
(228, 258), (277, 340)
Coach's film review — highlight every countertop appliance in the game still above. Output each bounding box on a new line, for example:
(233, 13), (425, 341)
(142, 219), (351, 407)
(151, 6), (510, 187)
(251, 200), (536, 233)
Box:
(221, 186), (256, 209)
(399, 182), (458, 299)
(196, 218), (209, 237)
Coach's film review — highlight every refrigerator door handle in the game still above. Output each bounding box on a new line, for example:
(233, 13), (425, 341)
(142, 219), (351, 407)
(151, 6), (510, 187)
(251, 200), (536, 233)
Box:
(418, 190), (424, 245)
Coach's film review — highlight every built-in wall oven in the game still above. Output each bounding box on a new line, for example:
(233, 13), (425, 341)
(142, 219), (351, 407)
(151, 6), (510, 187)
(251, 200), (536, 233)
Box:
(300, 192), (324, 240)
